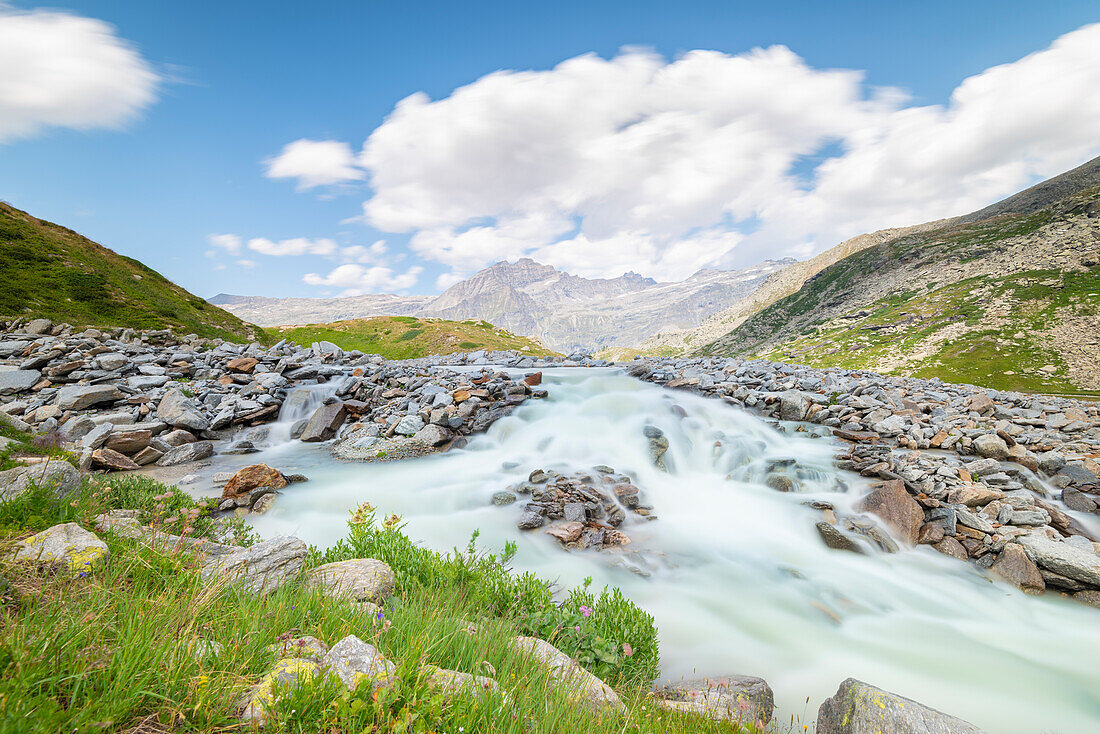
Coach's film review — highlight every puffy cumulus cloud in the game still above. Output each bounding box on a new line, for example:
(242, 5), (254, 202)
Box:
(0, 7), (159, 143)
(302, 263), (423, 296)
(340, 240), (388, 263)
(207, 233), (242, 254)
(435, 272), (465, 290)
(265, 139), (365, 189)
(341, 26), (1100, 280)
(247, 236), (338, 257)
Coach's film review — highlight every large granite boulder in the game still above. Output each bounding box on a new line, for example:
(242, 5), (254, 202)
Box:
(200, 535), (306, 595)
(307, 559), (395, 603)
(0, 461), (81, 501)
(323, 635), (395, 691)
(656, 674), (773, 727)
(221, 464), (288, 500)
(300, 403), (346, 442)
(859, 480), (923, 544)
(510, 636), (622, 713)
(817, 678), (984, 733)
(156, 389), (210, 432)
(1018, 535), (1100, 587)
(9, 522), (109, 577)
(155, 441), (214, 467)
(57, 385), (123, 411)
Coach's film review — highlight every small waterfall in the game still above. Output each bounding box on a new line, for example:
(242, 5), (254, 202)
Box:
(268, 381), (342, 444)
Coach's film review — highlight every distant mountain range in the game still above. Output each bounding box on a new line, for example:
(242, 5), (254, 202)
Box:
(212, 257), (795, 353)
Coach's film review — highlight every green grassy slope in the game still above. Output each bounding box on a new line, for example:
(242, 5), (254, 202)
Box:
(0, 202), (263, 342)
(270, 316), (557, 359)
(696, 168), (1100, 394)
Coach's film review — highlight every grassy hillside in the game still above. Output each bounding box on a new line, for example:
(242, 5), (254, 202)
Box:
(270, 316), (557, 359)
(698, 158), (1100, 396)
(0, 202), (263, 342)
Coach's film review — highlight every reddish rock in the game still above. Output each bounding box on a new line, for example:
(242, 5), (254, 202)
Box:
(545, 521), (584, 543)
(222, 464), (288, 500)
(832, 429), (880, 443)
(990, 543), (1045, 594)
(452, 390), (471, 403)
(104, 429), (152, 456)
(934, 537), (968, 560)
(226, 357), (259, 374)
(917, 522), (945, 545)
(523, 372), (543, 387)
(92, 448), (142, 471)
(858, 480), (923, 544)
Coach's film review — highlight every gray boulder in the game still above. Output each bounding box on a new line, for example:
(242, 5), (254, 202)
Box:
(779, 390), (809, 421)
(1018, 535), (1100, 587)
(57, 384), (123, 411)
(9, 522), (108, 577)
(155, 441), (214, 466)
(817, 678), (984, 733)
(0, 461), (81, 501)
(323, 635), (395, 690)
(157, 390), (210, 432)
(200, 535), (306, 595)
(300, 403), (347, 442)
(656, 674), (773, 726)
(0, 369), (41, 395)
(307, 559), (395, 603)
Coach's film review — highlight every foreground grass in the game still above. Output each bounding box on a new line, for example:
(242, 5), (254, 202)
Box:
(269, 316), (556, 360)
(0, 479), (776, 733)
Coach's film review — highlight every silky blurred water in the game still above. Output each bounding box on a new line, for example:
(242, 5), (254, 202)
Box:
(209, 368), (1100, 732)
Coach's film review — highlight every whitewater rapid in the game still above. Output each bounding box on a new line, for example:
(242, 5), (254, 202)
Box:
(217, 368), (1099, 732)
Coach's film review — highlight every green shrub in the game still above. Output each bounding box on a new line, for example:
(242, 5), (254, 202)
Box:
(396, 329), (423, 341)
(458, 341), (480, 349)
(308, 506), (659, 687)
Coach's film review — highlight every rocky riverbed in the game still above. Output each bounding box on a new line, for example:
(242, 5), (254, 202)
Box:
(627, 357), (1100, 605)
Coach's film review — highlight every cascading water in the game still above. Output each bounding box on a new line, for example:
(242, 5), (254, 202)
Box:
(266, 380), (342, 444)
(224, 368), (1100, 732)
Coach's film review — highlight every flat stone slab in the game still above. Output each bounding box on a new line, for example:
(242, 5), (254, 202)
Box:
(656, 674), (773, 727)
(200, 535), (306, 595)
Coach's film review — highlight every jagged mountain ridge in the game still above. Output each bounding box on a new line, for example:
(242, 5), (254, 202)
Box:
(698, 155), (1100, 394)
(214, 257), (796, 353)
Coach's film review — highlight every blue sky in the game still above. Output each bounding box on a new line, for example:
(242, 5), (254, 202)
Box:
(1, 1), (1098, 298)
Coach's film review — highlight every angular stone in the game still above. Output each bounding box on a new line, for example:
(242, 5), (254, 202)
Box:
(0, 369), (41, 395)
(240, 658), (319, 723)
(656, 674), (773, 727)
(155, 441), (213, 466)
(990, 543), (1044, 594)
(779, 390), (809, 421)
(222, 464), (288, 500)
(546, 521), (584, 543)
(816, 678), (984, 734)
(200, 535), (307, 595)
(933, 537), (968, 561)
(1062, 488), (1097, 513)
(10, 522), (108, 577)
(422, 664), (501, 696)
(91, 448), (141, 471)
(413, 423), (453, 446)
(946, 485), (1003, 507)
(816, 521), (864, 553)
(300, 403), (347, 442)
(973, 434), (1009, 460)
(104, 429), (151, 455)
(517, 511), (546, 530)
(226, 357), (259, 373)
(0, 461), (81, 501)
(156, 390), (210, 432)
(510, 636), (623, 712)
(859, 480), (923, 544)
(57, 384), (123, 411)
(307, 559), (395, 603)
(323, 635), (395, 691)
(1018, 535), (1100, 587)
(132, 446), (164, 465)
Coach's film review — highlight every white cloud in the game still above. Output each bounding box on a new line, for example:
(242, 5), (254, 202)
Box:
(207, 233), (242, 254)
(302, 263), (423, 296)
(236, 259), (258, 269)
(0, 7), (159, 143)
(435, 272), (465, 290)
(340, 240), (388, 263)
(265, 139), (365, 190)
(247, 237), (338, 257)
(326, 25), (1100, 280)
